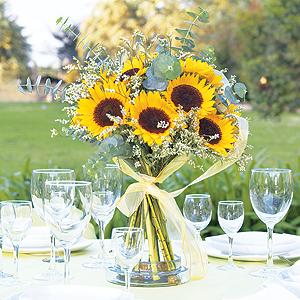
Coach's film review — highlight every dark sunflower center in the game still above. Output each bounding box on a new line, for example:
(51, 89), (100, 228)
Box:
(93, 98), (123, 127)
(138, 107), (170, 134)
(198, 118), (222, 145)
(120, 68), (140, 81)
(171, 84), (203, 112)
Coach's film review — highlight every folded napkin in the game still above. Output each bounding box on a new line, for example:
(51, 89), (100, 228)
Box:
(206, 232), (300, 256)
(264, 260), (300, 298)
(223, 283), (299, 300)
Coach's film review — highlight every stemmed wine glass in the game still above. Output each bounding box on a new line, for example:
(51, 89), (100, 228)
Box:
(82, 163), (122, 269)
(0, 216), (12, 279)
(112, 227), (144, 292)
(249, 168), (293, 278)
(217, 200), (244, 271)
(183, 194), (212, 237)
(0, 200), (33, 286)
(43, 180), (93, 285)
(31, 169), (75, 281)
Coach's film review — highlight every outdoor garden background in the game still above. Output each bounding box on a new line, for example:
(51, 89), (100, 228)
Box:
(0, 0), (299, 238)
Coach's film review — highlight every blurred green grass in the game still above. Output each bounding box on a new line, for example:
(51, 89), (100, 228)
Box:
(0, 102), (300, 175)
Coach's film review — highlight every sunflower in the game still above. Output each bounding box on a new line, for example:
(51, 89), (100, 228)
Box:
(180, 57), (223, 89)
(198, 112), (237, 156)
(120, 55), (147, 82)
(72, 79), (130, 139)
(130, 91), (178, 146)
(162, 74), (215, 116)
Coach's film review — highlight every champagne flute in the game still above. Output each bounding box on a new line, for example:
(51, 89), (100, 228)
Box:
(0, 200), (33, 286)
(217, 200), (244, 271)
(43, 180), (93, 285)
(112, 227), (144, 292)
(183, 194), (212, 237)
(82, 163), (122, 269)
(249, 168), (293, 278)
(31, 169), (75, 281)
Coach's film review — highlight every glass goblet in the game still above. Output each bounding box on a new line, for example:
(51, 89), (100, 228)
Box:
(217, 200), (244, 271)
(82, 163), (122, 268)
(0, 200), (33, 286)
(112, 227), (144, 292)
(249, 168), (293, 278)
(0, 219), (12, 278)
(43, 180), (93, 285)
(31, 168), (75, 281)
(183, 193), (212, 237)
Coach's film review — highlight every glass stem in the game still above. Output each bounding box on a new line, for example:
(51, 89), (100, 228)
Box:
(124, 267), (131, 292)
(98, 219), (105, 260)
(266, 226), (274, 269)
(63, 247), (71, 285)
(227, 236), (234, 266)
(0, 237), (3, 272)
(13, 243), (19, 279)
(49, 233), (56, 270)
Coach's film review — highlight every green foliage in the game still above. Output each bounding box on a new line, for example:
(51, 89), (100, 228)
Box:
(0, 1), (31, 83)
(0, 158), (31, 201)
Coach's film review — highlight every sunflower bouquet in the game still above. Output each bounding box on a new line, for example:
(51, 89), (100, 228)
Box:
(20, 7), (251, 284)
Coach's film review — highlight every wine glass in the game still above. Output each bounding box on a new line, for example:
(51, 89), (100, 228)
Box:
(183, 194), (212, 237)
(0, 200), (33, 286)
(0, 215), (12, 279)
(82, 163), (122, 269)
(43, 180), (93, 285)
(249, 168), (293, 278)
(217, 200), (244, 271)
(31, 168), (75, 281)
(112, 227), (144, 292)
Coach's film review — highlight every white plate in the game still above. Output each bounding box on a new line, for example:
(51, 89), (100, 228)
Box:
(6, 286), (134, 300)
(205, 232), (300, 256)
(205, 242), (300, 262)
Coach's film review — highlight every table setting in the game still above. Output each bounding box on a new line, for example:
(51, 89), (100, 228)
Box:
(9, 4), (300, 300)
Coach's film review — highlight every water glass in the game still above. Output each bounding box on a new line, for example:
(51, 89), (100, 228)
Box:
(31, 168), (75, 281)
(0, 200), (33, 286)
(183, 194), (212, 237)
(249, 168), (293, 278)
(0, 215), (12, 279)
(82, 163), (122, 269)
(112, 227), (144, 292)
(43, 180), (93, 285)
(217, 200), (244, 271)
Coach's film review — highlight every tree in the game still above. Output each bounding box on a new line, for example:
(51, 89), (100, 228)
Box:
(230, 0), (300, 117)
(0, 1), (31, 83)
(78, 0), (193, 58)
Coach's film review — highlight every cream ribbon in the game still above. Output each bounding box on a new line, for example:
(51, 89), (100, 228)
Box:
(113, 115), (249, 280)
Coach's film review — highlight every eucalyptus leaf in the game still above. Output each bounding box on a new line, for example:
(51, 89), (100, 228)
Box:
(186, 11), (198, 19)
(175, 28), (189, 37)
(53, 80), (62, 94)
(181, 45), (196, 53)
(26, 77), (32, 93)
(76, 33), (89, 49)
(225, 86), (239, 104)
(234, 83), (247, 98)
(184, 21), (201, 28)
(188, 31), (199, 40)
(18, 84), (26, 95)
(82, 40), (91, 50)
(44, 78), (51, 96)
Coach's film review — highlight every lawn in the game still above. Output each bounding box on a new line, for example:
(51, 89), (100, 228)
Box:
(0, 101), (300, 176)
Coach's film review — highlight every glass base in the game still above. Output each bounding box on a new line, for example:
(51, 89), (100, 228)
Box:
(33, 269), (64, 281)
(106, 255), (189, 287)
(250, 266), (280, 278)
(42, 255), (64, 263)
(0, 279), (32, 286)
(83, 260), (113, 269)
(0, 271), (12, 278)
(217, 263), (244, 271)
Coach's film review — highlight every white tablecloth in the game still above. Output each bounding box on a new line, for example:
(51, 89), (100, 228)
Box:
(0, 239), (291, 300)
